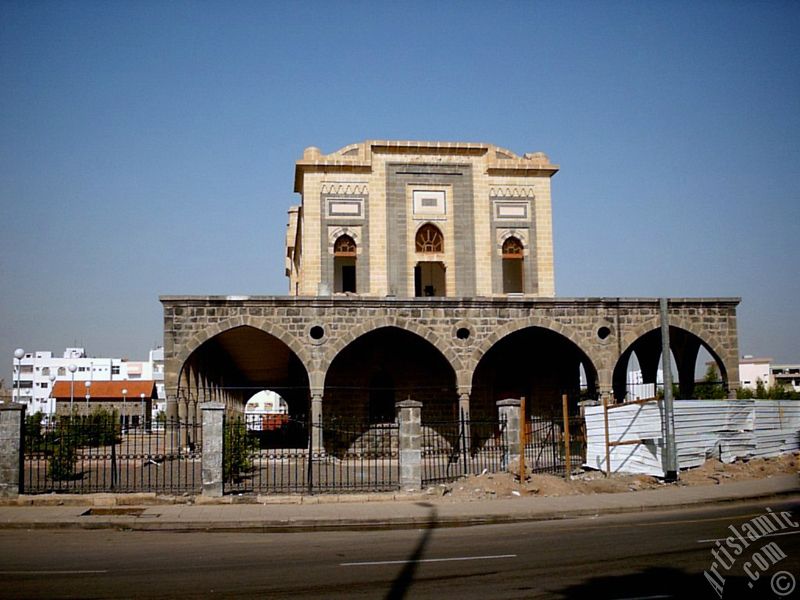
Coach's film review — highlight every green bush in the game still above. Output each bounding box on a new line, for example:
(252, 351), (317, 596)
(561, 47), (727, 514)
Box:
(693, 365), (727, 399)
(736, 379), (800, 400)
(24, 412), (46, 453)
(224, 418), (258, 483)
(48, 426), (78, 481)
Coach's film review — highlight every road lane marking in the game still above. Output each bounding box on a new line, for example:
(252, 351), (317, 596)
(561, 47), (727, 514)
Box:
(0, 570), (109, 575)
(341, 553), (517, 567)
(697, 529), (800, 543)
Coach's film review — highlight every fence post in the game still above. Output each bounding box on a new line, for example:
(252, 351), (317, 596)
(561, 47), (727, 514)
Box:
(396, 399), (422, 491)
(496, 399), (521, 476)
(0, 403), (25, 498)
(201, 402), (225, 497)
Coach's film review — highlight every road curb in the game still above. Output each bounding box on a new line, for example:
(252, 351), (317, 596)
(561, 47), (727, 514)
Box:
(1, 489), (797, 533)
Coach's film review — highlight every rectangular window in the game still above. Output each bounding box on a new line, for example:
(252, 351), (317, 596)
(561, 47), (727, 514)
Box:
(112, 365), (120, 375)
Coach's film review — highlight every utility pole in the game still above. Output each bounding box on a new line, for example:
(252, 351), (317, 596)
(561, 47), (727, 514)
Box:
(660, 298), (678, 482)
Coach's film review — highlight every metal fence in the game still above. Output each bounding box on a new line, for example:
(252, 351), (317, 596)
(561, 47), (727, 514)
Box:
(524, 413), (586, 476)
(421, 412), (508, 484)
(23, 416), (201, 494)
(223, 415), (399, 494)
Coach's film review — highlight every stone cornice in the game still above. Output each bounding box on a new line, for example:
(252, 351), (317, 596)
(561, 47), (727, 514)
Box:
(160, 295), (741, 309)
(294, 140), (559, 192)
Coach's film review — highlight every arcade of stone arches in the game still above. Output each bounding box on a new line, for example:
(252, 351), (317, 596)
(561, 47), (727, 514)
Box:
(169, 322), (730, 426)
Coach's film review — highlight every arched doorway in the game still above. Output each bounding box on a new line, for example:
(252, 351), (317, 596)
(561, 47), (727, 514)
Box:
(414, 223), (446, 297)
(501, 236), (524, 294)
(324, 326), (457, 423)
(471, 327), (598, 419)
(333, 234), (357, 293)
(179, 325), (310, 418)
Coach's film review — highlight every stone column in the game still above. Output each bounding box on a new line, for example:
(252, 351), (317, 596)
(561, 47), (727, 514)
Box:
(497, 399), (521, 471)
(310, 392), (323, 453)
(396, 399), (422, 491)
(201, 402), (225, 497)
(458, 392), (471, 476)
(0, 403), (25, 498)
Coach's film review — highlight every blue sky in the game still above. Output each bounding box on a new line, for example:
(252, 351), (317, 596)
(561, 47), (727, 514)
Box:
(2, 1), (799, 381)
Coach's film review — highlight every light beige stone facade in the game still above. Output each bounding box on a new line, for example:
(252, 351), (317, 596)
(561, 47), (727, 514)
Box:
(286, 140), (558, 298)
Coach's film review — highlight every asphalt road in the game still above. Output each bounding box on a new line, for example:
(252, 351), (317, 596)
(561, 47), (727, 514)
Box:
(0, 498), (798, 599)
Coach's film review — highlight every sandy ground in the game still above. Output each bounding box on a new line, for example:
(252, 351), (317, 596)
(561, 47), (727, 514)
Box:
(425, 452), (799, 501)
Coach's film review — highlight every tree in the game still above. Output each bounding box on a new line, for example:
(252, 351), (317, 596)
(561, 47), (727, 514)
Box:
(694, 364), (726, 399)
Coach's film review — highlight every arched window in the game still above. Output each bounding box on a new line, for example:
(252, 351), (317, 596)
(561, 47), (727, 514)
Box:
(415, 224), (443, 253)
(502, 236), (524, 293)
(334, 235), (357, 257)
(333, 235), (357, 293)
(502, 236), (524, 258)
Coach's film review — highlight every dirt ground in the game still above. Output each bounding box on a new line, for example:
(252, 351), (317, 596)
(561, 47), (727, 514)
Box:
(425, 452), (799, 501)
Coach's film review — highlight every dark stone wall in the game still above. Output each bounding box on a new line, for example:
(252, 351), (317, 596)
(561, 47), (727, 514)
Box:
(161, 296), (741, 418)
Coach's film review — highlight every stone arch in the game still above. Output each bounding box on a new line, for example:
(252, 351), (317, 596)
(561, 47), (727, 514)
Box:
(469, 317), (600, 418)
(322, 319), (461, 422)
(175, 317), (314, 384)
(613, 316), (733, 400)
(469, 316), (599, 378)
(619, 315), (730, 373)
(322, 316), (462, 379)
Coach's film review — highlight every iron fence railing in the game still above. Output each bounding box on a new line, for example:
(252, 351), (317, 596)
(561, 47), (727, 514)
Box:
(223, 415), (399, 494)
(23, 416), (201, 494)
(524, 413), (586, 476)
(421, 412), (507, 484)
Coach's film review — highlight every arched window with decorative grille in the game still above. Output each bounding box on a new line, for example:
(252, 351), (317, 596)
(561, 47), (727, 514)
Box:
(502, 236), (524, 294)
(415, 224), (444, 253)
(333, 235), (357, 293)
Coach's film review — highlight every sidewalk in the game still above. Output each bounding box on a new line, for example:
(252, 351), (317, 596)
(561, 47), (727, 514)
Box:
(0, 475), (796, 532)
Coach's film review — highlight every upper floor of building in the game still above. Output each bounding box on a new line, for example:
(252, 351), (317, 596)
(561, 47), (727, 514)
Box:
(285, 140), (558, 298)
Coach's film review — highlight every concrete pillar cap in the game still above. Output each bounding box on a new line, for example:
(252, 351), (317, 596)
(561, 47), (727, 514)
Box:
(396, 399), (422, 409)
(496, 398), (522, 407)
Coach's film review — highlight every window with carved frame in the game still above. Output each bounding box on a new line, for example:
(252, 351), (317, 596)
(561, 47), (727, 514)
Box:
(415, 224), (444, 253)
(502, 236), (524, 258)
(334, 235), (357, 257)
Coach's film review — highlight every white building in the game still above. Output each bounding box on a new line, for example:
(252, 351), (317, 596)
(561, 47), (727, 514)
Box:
(771, 364), (800, 393)
(10, 347), (166, 418)
(739, 356), (773, 390)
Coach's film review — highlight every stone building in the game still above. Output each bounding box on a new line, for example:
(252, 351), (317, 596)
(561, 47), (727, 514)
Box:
(162, 140), (740, 426)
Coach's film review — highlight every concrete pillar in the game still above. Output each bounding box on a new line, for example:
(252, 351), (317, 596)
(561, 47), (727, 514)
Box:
(496, 399), (521, 470)
(201, 402), (225, 497)
(310, 393), (323, 452)
(458, 392), (470, 420)
(0, 403), (25, 498)
(396, 399), (422, 491)
(458, 392), (471, 475)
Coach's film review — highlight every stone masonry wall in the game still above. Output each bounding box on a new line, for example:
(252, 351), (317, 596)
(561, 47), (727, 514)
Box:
(162, 296), (740, 404)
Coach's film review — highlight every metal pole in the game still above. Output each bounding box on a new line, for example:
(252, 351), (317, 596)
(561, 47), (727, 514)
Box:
(660, 297), (678, 482)
(122, 389), (127, 432)
(68, 364), (76, 419)
(519, 397), (526, 482)
(14, 348), (24, 405)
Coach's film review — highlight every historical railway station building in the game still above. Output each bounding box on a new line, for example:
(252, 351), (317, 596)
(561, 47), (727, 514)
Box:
(161, 140), (740, 426)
